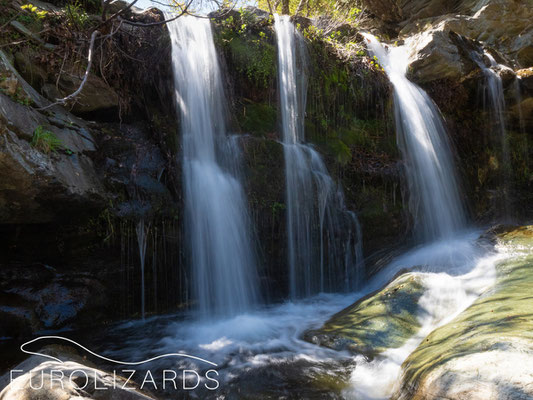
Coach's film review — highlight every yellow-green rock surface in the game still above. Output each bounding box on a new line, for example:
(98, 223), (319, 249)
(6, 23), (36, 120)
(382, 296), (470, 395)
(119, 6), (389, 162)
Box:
(395, 226), (533, 400)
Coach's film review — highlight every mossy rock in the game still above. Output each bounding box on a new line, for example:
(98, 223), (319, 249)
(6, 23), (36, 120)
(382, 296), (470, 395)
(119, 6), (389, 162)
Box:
(238, 101), (277, 137)
(304, 272), (424, 358)
(224, 34), (276, 89)
(395, 225), (533, 400)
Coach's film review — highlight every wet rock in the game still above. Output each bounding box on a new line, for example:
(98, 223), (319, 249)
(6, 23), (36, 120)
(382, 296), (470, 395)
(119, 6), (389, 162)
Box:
(0, 263), (108, 336)
(95, 123), (174, 220)
(395, 226), (533, 400)
(303, 272), (424, 357)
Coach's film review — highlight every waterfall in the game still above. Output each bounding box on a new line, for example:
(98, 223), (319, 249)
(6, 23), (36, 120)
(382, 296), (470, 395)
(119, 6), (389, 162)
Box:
(472, 50), (512, 217)
(167, 15), (260, 317)
(135, 219), (150, 319)
(363, 34), (465, 241)
(275, 15), (364, 298)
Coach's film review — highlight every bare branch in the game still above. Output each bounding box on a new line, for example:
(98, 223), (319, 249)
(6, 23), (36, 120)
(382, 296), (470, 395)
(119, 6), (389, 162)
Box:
(0, 11), (21, 32)
(37, 30), (99, 111)
(118, 0), (194, 27)
(95, 0), (140, 30)
(265, 0), (274, 15)
(295, 0), (307, 16)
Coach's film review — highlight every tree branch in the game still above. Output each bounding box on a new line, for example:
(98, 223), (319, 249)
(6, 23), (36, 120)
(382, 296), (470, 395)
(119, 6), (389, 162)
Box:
(117, 0), (193, 27)
(37, 30), (99, 110)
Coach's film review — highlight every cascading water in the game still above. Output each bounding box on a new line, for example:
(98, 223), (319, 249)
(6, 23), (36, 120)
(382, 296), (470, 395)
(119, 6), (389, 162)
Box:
(472, 50), (513, 217)
(166, 15), (260, 317)
(363, 34), (466, 241)
(135, 219), (150, 319)
(274, 15), (364, 298)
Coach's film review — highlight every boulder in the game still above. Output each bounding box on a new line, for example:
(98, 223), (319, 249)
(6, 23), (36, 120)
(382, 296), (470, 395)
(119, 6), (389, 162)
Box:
(0, 348), (156, 399)
(57, 73), (119, 115)
(303, 272), (424, 357)
(406, 28), (479, 83)
(394, 226), (533, 400)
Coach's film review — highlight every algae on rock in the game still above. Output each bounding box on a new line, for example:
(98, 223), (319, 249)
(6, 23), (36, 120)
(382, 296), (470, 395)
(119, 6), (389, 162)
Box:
(304, 272), (424, 357)
(395, 226), (533, 400)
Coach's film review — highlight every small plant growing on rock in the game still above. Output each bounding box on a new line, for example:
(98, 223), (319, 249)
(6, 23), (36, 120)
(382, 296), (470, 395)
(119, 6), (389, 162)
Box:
(31, 125), (63, 153)
(65, 0), (90, 28)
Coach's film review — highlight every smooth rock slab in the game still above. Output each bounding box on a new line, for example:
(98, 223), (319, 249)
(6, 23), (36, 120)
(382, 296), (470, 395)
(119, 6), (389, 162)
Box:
(303, 272), (424, 357)
(394, 226), (533, 400)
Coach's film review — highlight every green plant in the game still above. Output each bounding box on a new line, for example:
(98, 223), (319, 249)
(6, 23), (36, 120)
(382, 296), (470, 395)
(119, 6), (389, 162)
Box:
(31, 125), (63, 153)
(65, 0), (89, 28)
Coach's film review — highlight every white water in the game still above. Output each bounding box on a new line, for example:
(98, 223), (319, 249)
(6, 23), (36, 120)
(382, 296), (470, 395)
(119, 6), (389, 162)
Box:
(275, 15), (364, 297)
(346, 232), (503, 399)
(363, 34), (465, 241)
(166, 16), (260, 317)
(472, 50), (512, 216)
(99, 231), (503, 399)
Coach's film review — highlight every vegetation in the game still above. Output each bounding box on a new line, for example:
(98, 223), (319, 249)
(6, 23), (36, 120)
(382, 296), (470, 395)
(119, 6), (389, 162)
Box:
(65, 0), (90, 28)
(256, 0), (365, 24)
(31, 125), (63, 153)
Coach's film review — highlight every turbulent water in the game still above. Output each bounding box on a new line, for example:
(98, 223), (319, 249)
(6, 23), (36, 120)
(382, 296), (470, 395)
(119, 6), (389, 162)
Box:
(83, 20), (507, 400)
(166, 16), (260, 317)
(346, 233), (502, 399)
(90, 231), (503, 399)
(363, 34), (466, 241)
(275, 15), (364, 297)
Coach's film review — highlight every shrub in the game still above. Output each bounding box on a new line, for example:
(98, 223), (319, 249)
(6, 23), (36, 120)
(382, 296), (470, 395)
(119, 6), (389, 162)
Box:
(65, 0), (89, 28)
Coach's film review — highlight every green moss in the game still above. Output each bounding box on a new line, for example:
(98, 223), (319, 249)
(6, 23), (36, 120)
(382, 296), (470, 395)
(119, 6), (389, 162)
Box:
(227, 35), (275, 88)
(239, 101), (277, 136)
(305, 273), (424, 357)
(399, 226), (533, 395)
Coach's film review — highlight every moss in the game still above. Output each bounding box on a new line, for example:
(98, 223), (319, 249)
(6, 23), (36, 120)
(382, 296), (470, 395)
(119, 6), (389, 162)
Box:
(305, 273), (424, 357)
(398, 226), (533, 397)
(238, 101), (277, 136)
(225, 34), (276, 89)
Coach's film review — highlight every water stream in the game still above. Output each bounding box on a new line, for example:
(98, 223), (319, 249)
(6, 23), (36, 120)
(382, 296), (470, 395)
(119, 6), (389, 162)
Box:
(85, 19), (505, 400)
(166, 15), (260, 317)
(363, 33), (466, 241)
(275, 15), (364, 297)
(471, 49), (513, 217)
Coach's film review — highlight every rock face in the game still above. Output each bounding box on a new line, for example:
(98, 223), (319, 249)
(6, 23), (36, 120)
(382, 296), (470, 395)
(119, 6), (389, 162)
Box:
(394, 226), (533, 400)
(0, 73), (105, 224)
